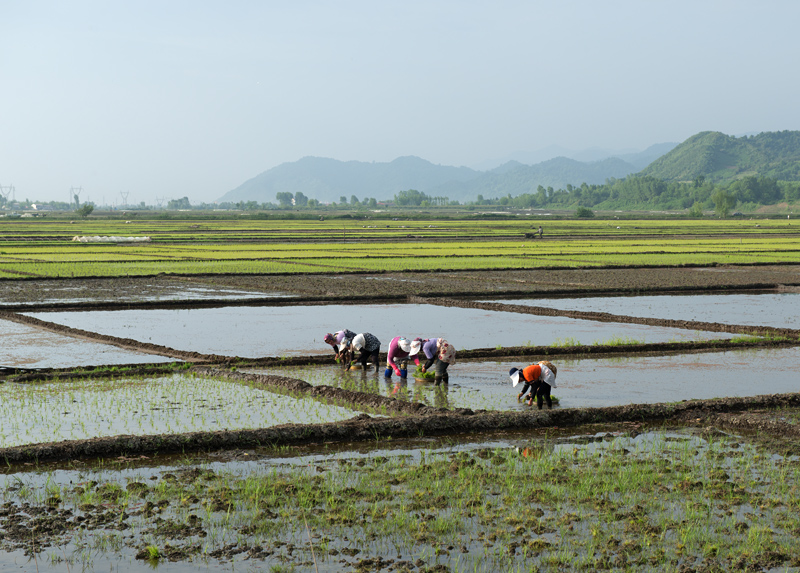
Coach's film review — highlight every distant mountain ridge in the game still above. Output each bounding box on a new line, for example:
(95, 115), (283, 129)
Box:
(220, 156), (479, 204)
(641, 130), (800, 183)
(219, 144), (674, 204)
(427, 157), (638, 199)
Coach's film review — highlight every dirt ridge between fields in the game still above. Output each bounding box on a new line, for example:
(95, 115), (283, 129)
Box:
(1, 283), (793, 312)
(4, 389), (800, 466)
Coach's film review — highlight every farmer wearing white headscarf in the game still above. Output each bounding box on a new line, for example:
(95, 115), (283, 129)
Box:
(340, 332), (381, 373)
(385, 336), (419, 378)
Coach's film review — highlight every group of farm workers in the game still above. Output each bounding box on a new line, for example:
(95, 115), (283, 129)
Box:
(323, 330), (558, 407)
(323, 329), (456, 386)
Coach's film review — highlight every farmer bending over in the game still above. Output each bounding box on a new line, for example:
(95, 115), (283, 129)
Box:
(509, 361), (557, 409)
(341, 332), (381, 373)
(323, 329), (355, 361)
(419, 338), (456, 386)
(385, 336), (416, 378)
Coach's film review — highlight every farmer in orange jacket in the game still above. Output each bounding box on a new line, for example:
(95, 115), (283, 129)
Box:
(509, 361), (558, 409)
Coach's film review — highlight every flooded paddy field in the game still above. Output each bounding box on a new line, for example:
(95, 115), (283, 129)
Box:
(26, 303), (736, 358)
(0, 373), (361, 449)
(250, 345), (800, 411)
(1, 266), (798, 571)
(0, 319), (173, 369)
(483, 292), (800, 329)
(2, 426), (800, 572)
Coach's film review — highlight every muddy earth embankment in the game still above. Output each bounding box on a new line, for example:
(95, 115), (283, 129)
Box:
(1, 264), (799, 308)
(4, 364), (800, 466)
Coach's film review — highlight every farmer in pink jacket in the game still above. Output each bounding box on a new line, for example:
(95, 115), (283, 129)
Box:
(384, 336), (420, 379)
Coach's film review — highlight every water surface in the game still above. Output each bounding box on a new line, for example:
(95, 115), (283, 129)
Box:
(28, 303), (736, 358)
(0, 319), (173, 368)
(483, 292), (800, 329)
(253, 346), (800, 411)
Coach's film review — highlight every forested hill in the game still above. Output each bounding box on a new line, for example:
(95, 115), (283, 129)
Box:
(428, 157), (637, 199)
(641, 130), (800, 183)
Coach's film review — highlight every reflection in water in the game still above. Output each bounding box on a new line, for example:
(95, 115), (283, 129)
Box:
(254, 345), (800, 412)
(27, 302), (738, 358)
(488, 292), (800, 329)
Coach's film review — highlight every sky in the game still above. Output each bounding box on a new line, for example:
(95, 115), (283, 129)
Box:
(2, 1), (799, 206)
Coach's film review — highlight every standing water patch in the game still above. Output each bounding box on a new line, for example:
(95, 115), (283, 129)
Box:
(28, 303), (736, 358)
(482, 292), (800, 329)
(0, 319), (173, 368)
(252, 345), (800, 411)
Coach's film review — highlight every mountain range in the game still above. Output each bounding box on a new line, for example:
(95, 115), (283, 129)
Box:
(218, 131), (800, 204)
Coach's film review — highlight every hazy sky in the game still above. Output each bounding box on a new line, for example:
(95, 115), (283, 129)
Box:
(2, 1), (799, 205)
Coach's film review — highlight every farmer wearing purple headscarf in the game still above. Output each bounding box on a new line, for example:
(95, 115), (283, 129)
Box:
(323, 329), (355, 360)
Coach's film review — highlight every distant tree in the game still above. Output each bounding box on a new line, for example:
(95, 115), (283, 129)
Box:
(307, 198), (320, 207)
(394, 189), (430, 206)
(350, 195), (360, 205)
(275, 192), (293, 207)
(712, 189), (736, 217)
(368, 198), (378, 208)
(167, 196), (191, 210)
(575, 206), (594, 218)
(294, 192), (308, 207)
(75, 204), (94, 218)
(688, 202), (704, 217)
(340, 196), (347, 205)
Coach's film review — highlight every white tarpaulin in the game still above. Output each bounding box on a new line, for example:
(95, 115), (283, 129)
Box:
(72, 236), (151, 242)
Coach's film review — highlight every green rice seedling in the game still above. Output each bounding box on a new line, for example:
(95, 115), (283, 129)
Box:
(593, 335), (645, 346)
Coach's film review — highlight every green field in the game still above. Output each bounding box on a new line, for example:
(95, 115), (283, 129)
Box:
(0, 218), (798, 278)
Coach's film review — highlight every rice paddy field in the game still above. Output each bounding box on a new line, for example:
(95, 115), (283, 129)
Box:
(0, 218), (798, 279)
(2, 428), (800, 572)
(1, 216), (799, 571)
(0, 373), (362, 449)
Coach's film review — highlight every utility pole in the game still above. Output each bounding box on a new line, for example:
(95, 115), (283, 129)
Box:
(120, 191), (129, 207)
(70, 186), (83, 206)
(0, 184), (14, 206)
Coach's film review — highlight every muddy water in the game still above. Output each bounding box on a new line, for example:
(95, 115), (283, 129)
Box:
(0, 319), (173, 368)
(0, 280), (286, 306)
(0, 373), (361, 448)
(28, 303), (736, 358)
(253, 346), (800, 411)
(485, 292), (800, 329)
(0, 427), (791, 572)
